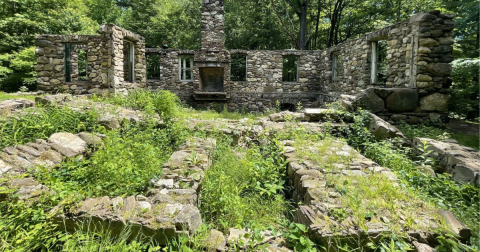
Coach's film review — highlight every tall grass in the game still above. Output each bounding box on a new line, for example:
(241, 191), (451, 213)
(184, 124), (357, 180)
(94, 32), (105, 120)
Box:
(0, 106), (100, 149)
(97, 89), (181, 121)
(200, 135), (291, 232)
(346, 111), (480, 249)
(35, 121), (188, 198)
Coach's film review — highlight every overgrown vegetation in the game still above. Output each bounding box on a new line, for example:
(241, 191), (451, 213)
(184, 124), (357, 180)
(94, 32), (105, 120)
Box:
(35, 123), (184, 198)
(343, 110), (480, 250)
(397, 122), (479, 150)
(200, 134), (290, 232)
(0, 90), (479, 251)
(0, 106), (100, 149)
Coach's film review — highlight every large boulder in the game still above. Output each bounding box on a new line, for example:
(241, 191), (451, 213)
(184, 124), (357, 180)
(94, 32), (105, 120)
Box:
(426, 63), (452, 77)
(368, 114), (409, 142)
(353, 88), (385, 113)
(385, 89), (419, 113)
(419, 93), (450, 112)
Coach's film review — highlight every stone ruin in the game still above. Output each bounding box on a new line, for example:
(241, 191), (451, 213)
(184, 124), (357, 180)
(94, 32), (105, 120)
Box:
(0, 95), (474, 251)
(36, 25), (146, 95)
(35, 0), (455, 123)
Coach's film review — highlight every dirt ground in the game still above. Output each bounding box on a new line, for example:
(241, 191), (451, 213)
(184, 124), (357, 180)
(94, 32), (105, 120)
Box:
(448, 119), (480, 136)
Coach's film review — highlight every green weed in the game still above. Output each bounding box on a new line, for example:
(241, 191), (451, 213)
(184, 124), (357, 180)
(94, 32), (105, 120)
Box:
(0, 106), (100, 149)
(0, 91), (36, 101)
(200, 135), (290, 232)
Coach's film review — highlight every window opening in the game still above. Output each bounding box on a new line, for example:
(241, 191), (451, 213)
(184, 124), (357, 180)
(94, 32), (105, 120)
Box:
(231, 54), (247, 81)
(371, 40), (388, 85)
(65, 44), (87, 82)
(146, 54), (161, 80)
(283, 56), (298, 82)
(179, 55), (193, 81)
(124, 41), (134, 82)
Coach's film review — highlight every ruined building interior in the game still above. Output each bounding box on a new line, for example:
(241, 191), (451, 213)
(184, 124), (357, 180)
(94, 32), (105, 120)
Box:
(35, 0), (455, 122)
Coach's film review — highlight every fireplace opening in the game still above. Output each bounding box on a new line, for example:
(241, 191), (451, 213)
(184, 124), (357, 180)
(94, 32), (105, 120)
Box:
(200, 67), (224, 92)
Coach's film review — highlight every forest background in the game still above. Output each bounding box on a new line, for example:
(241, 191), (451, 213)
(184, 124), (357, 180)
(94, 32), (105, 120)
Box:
(0, 0), (478, 118)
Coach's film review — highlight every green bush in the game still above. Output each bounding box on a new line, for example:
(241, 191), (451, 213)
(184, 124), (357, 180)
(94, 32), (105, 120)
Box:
(200, 135), (290, 231)
(107, 89), (181, 121)
(0, 106), (100, 149)
(449, 58), (479, 120)
(36, 122), (186, 197)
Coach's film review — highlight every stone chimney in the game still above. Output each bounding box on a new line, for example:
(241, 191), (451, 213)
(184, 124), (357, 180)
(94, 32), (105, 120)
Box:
(201, 0), (225, 51)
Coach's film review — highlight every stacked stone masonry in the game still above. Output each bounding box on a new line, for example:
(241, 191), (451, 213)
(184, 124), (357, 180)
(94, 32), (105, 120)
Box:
(36, 25), (146, 95)
(413, 137), (480, 187)
(279, 139), (471, 250)
(53, 137), (216, 245)
(36, 0), (455, 121)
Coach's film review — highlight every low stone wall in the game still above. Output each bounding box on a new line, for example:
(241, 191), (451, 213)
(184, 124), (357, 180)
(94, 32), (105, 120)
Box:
(52, 137), (216, 244)
(413, 137), (480, 187)
(0, 133), (216, 244)
(0, 98), (35, 116)
(0, 132), (102, 201)
(280, 139), (470, 249)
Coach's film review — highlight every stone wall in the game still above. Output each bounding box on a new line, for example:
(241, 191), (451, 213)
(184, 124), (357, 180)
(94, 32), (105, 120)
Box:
(36, 34), (107, 94)
(37, 7), (455, 117)
(35, 25), (146, 95)
(146, 49), (327, 112)
(106, 25), (146, 94)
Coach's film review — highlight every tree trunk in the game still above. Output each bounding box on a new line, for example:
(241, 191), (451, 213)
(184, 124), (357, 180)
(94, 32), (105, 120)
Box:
(298, 0), (309, 50)
(314, 0), (322, 48)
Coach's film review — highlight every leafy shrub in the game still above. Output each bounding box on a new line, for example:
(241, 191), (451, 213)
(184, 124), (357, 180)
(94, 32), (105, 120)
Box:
(107, 89), (181, 121)
(36, 122), (185, 197)
(200, 135), (290, 231)
(449, 58), (479, 120)
(0, 106), (100, 149)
